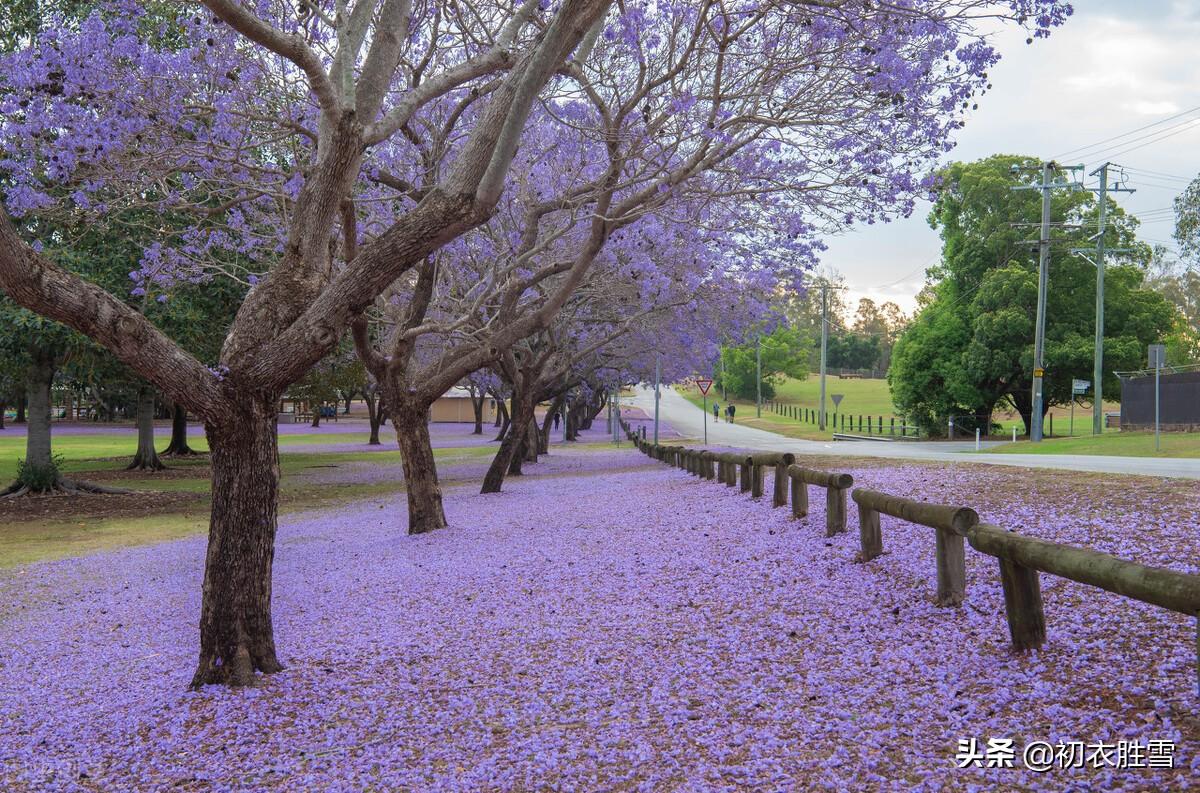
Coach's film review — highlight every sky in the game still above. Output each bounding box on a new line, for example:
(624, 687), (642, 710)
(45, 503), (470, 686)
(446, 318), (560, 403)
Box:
(824, 0), (1200, 317)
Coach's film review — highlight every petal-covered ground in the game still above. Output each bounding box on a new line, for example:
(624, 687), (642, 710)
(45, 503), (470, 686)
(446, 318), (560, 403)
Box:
(1, 443), (1197, 791)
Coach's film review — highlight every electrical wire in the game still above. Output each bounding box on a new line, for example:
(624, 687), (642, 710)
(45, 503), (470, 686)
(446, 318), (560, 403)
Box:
(1053, 105), (1200, 160)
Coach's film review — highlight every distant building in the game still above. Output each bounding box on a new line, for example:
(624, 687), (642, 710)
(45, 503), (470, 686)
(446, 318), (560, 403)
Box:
(1118, 367), (1200, 432)
(430, 386), (496, 423)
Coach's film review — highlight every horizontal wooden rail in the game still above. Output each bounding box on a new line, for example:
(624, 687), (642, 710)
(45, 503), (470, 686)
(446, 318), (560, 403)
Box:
(969, 522), (1200, 651)
(631, 430), (1199, 690)
(851, 489), (979, 607)
(787, 464), (853, 536)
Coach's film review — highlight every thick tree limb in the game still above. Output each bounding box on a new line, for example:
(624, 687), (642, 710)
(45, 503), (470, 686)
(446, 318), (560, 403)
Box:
(0, 212), (228, 420)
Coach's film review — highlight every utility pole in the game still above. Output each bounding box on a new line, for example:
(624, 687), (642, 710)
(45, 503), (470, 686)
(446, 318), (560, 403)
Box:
(819, 285), (829, 431)
(1031, 160), (1052, 443)
(1071, 163), (1134, 436)
(1011, 160), (1084, 442)
(755, 335), (762, 418)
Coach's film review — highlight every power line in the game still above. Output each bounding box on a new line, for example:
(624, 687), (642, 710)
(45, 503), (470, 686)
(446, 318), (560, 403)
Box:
(1118, 166), (1193, 183)
(1053, 104), (1200, 159)
(1090, 120), (1200, 162)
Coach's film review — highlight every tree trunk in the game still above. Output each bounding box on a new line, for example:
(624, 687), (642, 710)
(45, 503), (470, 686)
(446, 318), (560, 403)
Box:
(539, 395), (563, 454)
(364, 390), (382, 445)
(493, 398), (511, 442)
(483, 394), (534, 492)
(24, 353), (55, 470)
(127, 388), (165, 471)
(391, 399), (447, 534)
(311, 405), (321, 428)
(471, 392), (485, 435)
(492, 393), (503, 427)
(192, 403), (284, 688)
(523, 418), (539, 463)
(0, 402), (5, 430)
(162, 403), (198, 456)
(343, 392), (353, 414)
(14, 394), (25, 424)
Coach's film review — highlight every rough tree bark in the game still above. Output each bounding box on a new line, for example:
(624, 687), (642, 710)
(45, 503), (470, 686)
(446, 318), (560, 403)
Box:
(493, 397), (511, 442)
(364, 388), (383, 445)
(470, 389), (485, 435)
(14, 394), (25, 424)
(1, 349), (127, 497)
(390, 397), (447, 534)
(161, 403), (199, 456)
(127, 388), (166, 471)
(191, 401), (284, 688)
(482, 392), (535, 492)
(311, 405), (321, 428)
(23, 352), (54, 470)
(0, 402), (6, 430)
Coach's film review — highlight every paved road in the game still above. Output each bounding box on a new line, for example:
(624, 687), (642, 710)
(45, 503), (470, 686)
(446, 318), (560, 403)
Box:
(629, 386), (1200, 480)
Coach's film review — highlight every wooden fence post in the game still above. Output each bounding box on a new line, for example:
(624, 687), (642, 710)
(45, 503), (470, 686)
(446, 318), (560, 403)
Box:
(997, 557), (1046, 650)
(826, 487), (847, 536)
(935, 529), (967, 607)
(740, 458), (752, 493)
(773, 462), (787, 508)
(858, 504), (882, 561)
(791, 476), (808, 518)
(752, 464), (765, 499)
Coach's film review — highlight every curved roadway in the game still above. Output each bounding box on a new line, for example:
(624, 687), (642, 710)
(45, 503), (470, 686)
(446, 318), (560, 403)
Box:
(630, 386), (1200, 480)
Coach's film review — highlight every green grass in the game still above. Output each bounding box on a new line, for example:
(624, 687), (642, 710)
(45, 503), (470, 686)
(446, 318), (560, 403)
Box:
(988, 430), (1200, 458)
(0, 436), (498, 569)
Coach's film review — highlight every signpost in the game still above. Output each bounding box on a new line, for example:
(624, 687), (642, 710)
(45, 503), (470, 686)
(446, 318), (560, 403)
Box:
(696, 378), (713, 444)
(1071, 379), (1090, 437)
(831, 393), (844, 433)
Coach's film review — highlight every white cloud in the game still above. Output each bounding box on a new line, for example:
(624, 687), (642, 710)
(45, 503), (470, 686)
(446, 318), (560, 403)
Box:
(819, 3), (1200, 313)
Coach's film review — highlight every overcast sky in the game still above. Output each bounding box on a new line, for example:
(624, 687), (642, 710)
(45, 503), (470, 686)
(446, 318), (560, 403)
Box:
(824, 1), (1200, 316)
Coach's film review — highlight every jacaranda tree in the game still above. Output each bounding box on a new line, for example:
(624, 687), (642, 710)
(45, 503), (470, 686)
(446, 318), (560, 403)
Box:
(0, 0), (1071, 687)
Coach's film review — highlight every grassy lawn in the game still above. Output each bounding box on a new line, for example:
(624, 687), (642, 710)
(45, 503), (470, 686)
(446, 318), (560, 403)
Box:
(0, 439), (498, 569)
(679, 375), (901, 440)
(989, 430), (1200, 458)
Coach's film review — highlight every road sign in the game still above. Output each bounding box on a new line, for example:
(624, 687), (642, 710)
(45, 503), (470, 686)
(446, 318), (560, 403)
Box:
(1033, 367), (1045, 378)
(831, 393), (844, 408)
(1148, 344), (1166, 368)
(1072, 379), (1090, 395)
(695, 378), (713, 395)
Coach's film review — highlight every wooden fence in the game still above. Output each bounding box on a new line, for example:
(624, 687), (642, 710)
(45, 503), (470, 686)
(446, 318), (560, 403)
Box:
(623, 421), (1200, 687)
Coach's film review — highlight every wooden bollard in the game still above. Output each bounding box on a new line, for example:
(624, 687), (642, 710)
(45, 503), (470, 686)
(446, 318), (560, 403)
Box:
(826, 487), (847, 536)
(936, 529), (967, 606)
(740, 458), (752, 493)
(858, 503), (882, 561)
(789, 466), (853, 534)
(701, 451), (715, 480)
(773, 462), (788, 508)
(791, 475), (808, 517)
(744, 453), (794, 501)
(851, 489), (978, 606)
(998, 556), (1047, 650)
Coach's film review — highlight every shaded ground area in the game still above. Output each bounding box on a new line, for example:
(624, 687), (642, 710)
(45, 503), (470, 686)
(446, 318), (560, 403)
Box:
(1, 442), (1196, 791)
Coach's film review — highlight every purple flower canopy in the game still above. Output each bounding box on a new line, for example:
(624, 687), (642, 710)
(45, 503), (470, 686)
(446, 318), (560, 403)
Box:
(1, 444), (1194, 791)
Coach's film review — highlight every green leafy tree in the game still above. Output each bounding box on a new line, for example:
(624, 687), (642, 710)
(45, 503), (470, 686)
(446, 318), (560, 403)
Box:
(717, 324), (809, 401)
(891, 154), (1176, 435)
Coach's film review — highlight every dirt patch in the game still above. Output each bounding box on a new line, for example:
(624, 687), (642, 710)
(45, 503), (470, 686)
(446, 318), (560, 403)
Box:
(0, 489), (205, 523)
(82, 464), (211, 482)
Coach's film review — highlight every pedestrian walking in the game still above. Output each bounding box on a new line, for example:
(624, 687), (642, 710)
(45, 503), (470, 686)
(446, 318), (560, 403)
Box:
(728, 403), (736, 424)
(553, 411), (561, 430)
(712, 401), (720, 423)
